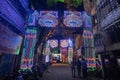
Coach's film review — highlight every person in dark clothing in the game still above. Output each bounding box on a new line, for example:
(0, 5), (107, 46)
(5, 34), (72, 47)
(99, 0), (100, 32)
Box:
(81, 58), (87, 79)
(71, 59), (76, 77)
(77, 57), (82, 77)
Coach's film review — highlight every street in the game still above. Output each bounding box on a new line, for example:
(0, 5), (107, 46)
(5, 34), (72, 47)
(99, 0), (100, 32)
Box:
(41, 64), (102, 80)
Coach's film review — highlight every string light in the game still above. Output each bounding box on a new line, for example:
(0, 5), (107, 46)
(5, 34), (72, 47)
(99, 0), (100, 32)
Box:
(49, 40), (58, 48)
(38, 11), (58, 27)
(20, 28), (37, 69)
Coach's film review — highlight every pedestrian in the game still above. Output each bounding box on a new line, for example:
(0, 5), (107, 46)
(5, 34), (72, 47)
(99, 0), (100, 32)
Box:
(71, 58), (76, 77)
(81, 58), (87, 79)
(96, 59), (102, 78)
(77, 57), (82, 77)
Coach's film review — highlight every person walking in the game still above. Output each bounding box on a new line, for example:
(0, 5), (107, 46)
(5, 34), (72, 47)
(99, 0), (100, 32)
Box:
(71, 58), (76, 77)
(77, 57), (82, 77)
(81, 58), (88, 79)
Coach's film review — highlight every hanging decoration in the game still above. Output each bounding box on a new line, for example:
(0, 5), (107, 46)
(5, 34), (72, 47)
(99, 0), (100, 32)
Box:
(64, 11), (82, 27)
(38, 11), (58, 27)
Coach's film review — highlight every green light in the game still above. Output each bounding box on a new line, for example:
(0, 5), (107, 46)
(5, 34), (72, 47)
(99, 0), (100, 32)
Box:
(16, 38), (23, 55)
(70, 0), (82, 8)
(54, 0), (65, 3)
(47, 0), (65, 7)
(87, 67), (96, 71)
(47, 0), (82, 8)
(16, 45), (20, 55)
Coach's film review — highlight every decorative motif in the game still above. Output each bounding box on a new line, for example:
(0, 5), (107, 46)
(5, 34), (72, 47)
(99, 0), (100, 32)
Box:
(38, 11), (58, 27)
(60, 40), (69, 48)
(49, 40), (58, 48)
(64, 11), (82, 27)
(20, 28), (37, 69)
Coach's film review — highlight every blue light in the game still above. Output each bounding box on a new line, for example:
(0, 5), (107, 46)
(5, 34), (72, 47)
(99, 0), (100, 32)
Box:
(68, 39), (73, 47)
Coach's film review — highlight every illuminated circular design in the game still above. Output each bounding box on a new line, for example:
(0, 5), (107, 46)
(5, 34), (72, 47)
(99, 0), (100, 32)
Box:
(49, 40), (58, 48)
(60, 40), (68, 48)
(64, 14), (82, 27)
(38, 14), (58, 27)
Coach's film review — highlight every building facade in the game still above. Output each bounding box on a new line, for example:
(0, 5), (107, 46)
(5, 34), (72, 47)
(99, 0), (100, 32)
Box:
(91, 0), (120, 79)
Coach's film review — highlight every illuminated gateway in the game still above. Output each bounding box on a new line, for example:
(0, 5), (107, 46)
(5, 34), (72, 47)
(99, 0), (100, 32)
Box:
(20, 10), (95, 71)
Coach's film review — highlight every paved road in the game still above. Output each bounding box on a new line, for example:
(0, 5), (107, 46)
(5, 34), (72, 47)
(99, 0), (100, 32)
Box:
(41, 64), (84, 80)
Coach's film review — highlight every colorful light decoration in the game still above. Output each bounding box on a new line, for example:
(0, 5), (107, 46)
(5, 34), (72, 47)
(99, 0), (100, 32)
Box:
(83, 30), (93, 38)
(64, 15), (82, 27)
(64, 11), (92, 28)
(83, 30), (96, 71)
(46, 40), (50, 48)
(49, 40), (58, 48)
(15, 37), (23, 55)
(83, 12), (92, 27)
(28, 10), (40, 26)
(60, 40), (69, 48)
(44, 41), (51, 55)
(68, 47), (73, 63)
(28, 10), (92, 28)
(64, 11), (82, 27)
(38, 11), (58, 27)
(20, 28), (37, 69)
(68, 39), (73, 47)
(28, 14), (36, 26)
(60, 48), (68, 54)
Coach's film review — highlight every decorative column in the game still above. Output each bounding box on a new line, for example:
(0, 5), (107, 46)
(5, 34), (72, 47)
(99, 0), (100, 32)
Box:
(20, 28), (37, 69)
